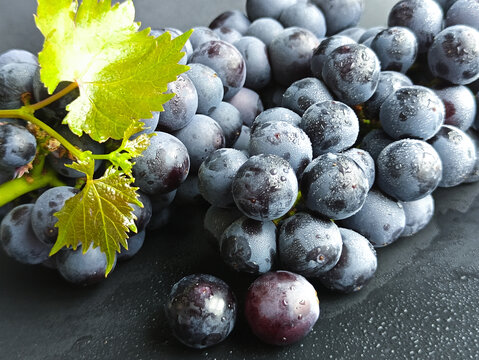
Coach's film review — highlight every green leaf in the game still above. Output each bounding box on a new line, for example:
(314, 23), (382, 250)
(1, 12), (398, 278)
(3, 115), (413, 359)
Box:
(35, 0), (191, 142)
(51, 164), (142, 276)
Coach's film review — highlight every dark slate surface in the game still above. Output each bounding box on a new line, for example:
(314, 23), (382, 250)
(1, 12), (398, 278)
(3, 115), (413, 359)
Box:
(1, 1), (479, 359)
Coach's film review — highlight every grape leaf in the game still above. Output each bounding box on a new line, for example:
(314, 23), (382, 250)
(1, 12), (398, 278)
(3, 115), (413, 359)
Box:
(51, 161), (141, 275)
(35, 0), (191, 142)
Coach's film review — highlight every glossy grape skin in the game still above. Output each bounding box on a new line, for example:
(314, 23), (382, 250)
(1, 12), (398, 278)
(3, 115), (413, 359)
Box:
(198, 148), (248, 208)
(428, 25), (479, 85)
(0, 49), (37, 68)
(388, 0), (444, 54)
(232, 125), (251, 153)
(0, 204), (51, 265)
(310, 35), (356, 78)
(249, 120), (313, 175)
(380, 86), (445, 140)
(227, 87), (264, 127)
(268, 27), (320, 87)
(359, 129), (395, 161)
(186, 63), (223, 116)
(31, 186), (78, 245)
(209, 10), (251, 35)
(117, 231), (145, 261)
(464, 129), (479, 183)
(220, 216), (277, 274)
(246, 0), (298, 21)
(209, 101), (242, 147)
(434, 85), (476, 131)
(428, 125), (476, 187)
(319, 228), (377, 293)
(278, 2), (327, 38)
(0, 62), (37, 109)
(189, 26), (220, 51)
(370, 27), (418, 73)
(376, 139), (443, 202)
(173, 114), (225, 173)
(204, 205), (243, 244)
(363, 71), (413, 120)
(213, 27), (243, 44)
(56, 246), (116, 285)
(278, 212), (342, 277)
(130, 191), (152, 233)
(445, 0), (479, 31)
(232, 154), (298, 221)
(400, 195), (435, 237)
(133, 131), (190, 194)
(339, 189), (406, 248)
(252, 107), (301, 132)
(0, 165), (15, 186)
(133, 112), (159, 138)
(321, 44), (380, 106)
(0, 123), (36, 168)
(244, 270), (320, 346)
(189, 40), (246, 100)
(311, 0), (364, 35)
(150, 28), (192, 65)
(245, 18), (284, 47)
(281, 77), (333, 116)
(300, 153), (369, 220)
(342, 148), (375, 190)
(233, 36), (271, 90)
(165, 274), (237, 349)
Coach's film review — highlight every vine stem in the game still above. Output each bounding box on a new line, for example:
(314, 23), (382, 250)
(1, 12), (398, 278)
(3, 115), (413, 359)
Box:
(29, 82), (79, 111)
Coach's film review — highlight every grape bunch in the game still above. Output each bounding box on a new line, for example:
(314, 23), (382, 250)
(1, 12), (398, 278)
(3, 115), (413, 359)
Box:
(1, 0), (479, 350)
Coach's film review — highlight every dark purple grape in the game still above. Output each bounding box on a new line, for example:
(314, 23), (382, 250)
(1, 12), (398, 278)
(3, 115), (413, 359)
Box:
(165, 274), (237, 349)
(400, 195), (435, 237)
(185, 63), (223, 116)
(434, 85), (476, 131)
(358, 26), (386, 43)
(252, 107), (301, 132)
(130, 191), (152, 233)
(232, 125), (251, 153)
(259, 82), (286, 109)
(0, 62), (37, 109)
(445, 0), (479, 31)
(0, 49), (37, 68)
(310, 35), (356, 78)
(213, 26), (243, 44)
(244, 270), (320, 346)
(337, 27), (366, 42)
(278, 2), (327, 38)
(209, 101), (242, 147)
(204, 205), (243, 244)
(117, 230), (145, 261)
(209, 10), (251, 35)
(189, 26), (220, 51)
(0, 123), (37, 168)
(149, 189), (176, 214)
(245, 18), (284, 47)
(246, 0), (298, 21)
(359, 129), (395, 161)
(281, 77), (333, 116)
(227, 87), (264, 127)
(233, 36), (271, 90)
(342, 148), (375, 190)
(319, 228), (377, 293)
(312, 0), (364, 35)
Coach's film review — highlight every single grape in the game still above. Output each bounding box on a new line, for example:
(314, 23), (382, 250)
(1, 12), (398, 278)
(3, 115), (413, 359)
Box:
(0, 49), (37, 68)
(311, 0), (364, 35)
(342, 148), (375, 190)
(0, 123), (37, 168)
(130, 191), (152, 233)
(186, 63), (223, 116)
(445, 0), (479, 31)
(213, 27), (243, 44)
(227, 87), (264, 127)
(310, 35), (356, 78)
(400, 195), (435, 237)
(0, 62), (37, 109)
(203, 205), (243, 245)
(189, 26), (220, 51)
(434, 85), (476, 131)
(358, 26), (386, 43)
(209, 10), (251, 35)
(251, 107), (301, 132)
(278, 2), (327, 38)
(209, 101), (242, 147)
(233, 36), (271, 90)
(232, 125), (251, 153)
(281, 77), (333, 116)
(245, 18), (284, 47)
(246, 0), (298, 21)
(117, 231), (145, 261)
(149, 190), (176, 214)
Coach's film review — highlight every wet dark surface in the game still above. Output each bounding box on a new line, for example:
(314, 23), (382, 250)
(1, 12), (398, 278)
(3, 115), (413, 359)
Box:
(1, 1), (478, 359)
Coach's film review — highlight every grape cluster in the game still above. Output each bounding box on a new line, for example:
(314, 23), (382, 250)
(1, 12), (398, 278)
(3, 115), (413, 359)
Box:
(1, 0), (479, 350)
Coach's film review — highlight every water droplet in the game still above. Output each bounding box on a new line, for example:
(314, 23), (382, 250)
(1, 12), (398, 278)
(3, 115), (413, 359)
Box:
(299, 299), (306, 305)
(270, 169), (277, 175)
(298, 314), (303, 320)
(282, 299), (288, 306)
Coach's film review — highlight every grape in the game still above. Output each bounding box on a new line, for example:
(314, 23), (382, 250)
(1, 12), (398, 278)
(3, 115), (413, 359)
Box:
(0, 202), (13, 224)
(268, 27), (320, 87)
(186, 63), (223, 116)
(130, 191), (152, 233)
(244, 270), (320, 345)
(342, 148), (375, 190)
(189, 26), (220, 51)
(300, 100), (359, 157)
(359, 129), (395, 161)
(203, 205), (242, 244)
(173, 114), (225, 173)
(232, 154), (298, 221)
(157, 74), (198, 132)
(0, 49), (37, 68)
(47, 125), (104, 178)
(464, 129), (479, 183)
(370, 27), (418, 73)
(149, 190), (176, 214)
(278, 212), (342, 277)
(310, 35), (356, 78)
(232, 125), (251, 153)
(233, 36), (271, 90)
(246, 0), (298, 21)
(379, 85), (445, 140)
(300, 153), (369, 220)
(227, 87), (264, 127)
(209, 10), (251, 35)
(428, 25), (479, 85)
(445, 0), (479, 31)
(132, 131), (190, 194)
(252, 107), (301, 132)
(319, 228), (377, 293)
(165, 274), (237, 349)
(428, 125), (476, 187)
(132, 112), (159, 138)
(0, 123), (36, 168)
(281, 77), (333, 116)
(259, 82), (286, 109)
(220, 216), (277, 274)
(339, 189), (406, 248)
(0, 62), (37, 109)
(209, 102), (242, 147)
(175, 174), (203, 204)
(311, 0), (364, 35)
(198, 148), (248, 208)
(388, 0), (444, 53)
(337, 27), (366, 42)
(150, 28), (192, 65)
(31, 186), (78, 245)
(0, 164), (15, 185)
(400, 195), (435, 237)
(189, 40), (246, 100)
(363, 71), (413, 119)
(56, 245), (116, 285)
(321, 44), (380, 106)
(278, 2), (327, 38)
(358, 26), (386, 43)
(213, 27), (243, 44)
(376, 139), (443, 202)
(434, 85), (476, 131)
(0, 204), (51, 265)
(248, 120), (313, 175)
(245, 18), (284, 47)
(117, 231), (145, 262)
